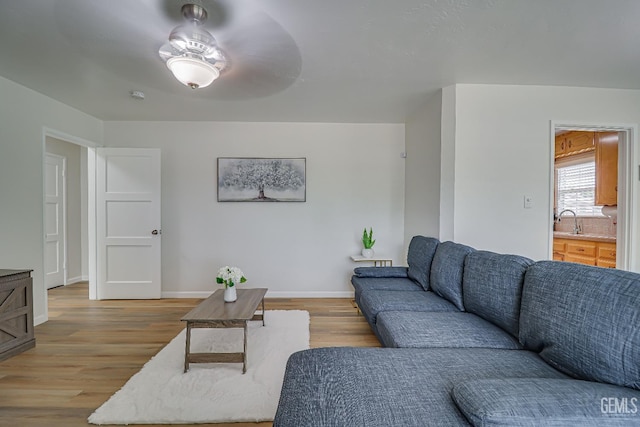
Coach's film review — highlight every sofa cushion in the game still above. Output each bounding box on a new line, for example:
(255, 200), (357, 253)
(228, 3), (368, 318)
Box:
(520, 261), (640, 391)
(453, 378), (640, 427)
(407, 236), (440, 290)
(358, 290), (458, 327)
(430, 241), (475, 311)
(353, 266), (409, 278)
(351, 276), (423, 308)
(376, 312), (522, 349)
(274, 347), (567, 427)
(462, 251), (533, 337)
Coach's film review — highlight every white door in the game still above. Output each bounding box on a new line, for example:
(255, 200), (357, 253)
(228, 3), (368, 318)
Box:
(45, 154), (66, 289)
(96, 148), (161, 299)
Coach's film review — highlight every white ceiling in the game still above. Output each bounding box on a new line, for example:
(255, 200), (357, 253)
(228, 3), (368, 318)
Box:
(1, 0), (639, 123)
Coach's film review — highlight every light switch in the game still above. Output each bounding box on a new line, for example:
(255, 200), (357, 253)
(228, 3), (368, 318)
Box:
(523, 195), (533, 209)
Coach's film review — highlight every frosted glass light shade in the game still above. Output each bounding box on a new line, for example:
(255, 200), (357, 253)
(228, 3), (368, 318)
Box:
(166, 56), (219, 89)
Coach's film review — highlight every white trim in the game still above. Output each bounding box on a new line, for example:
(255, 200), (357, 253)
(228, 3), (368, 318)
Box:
(161, 291), (355, 299)
(88, 147), (97, 299)
(34, 314), (47, 326)
(66, 276), (85, 285)
(43, 127), (100, 148)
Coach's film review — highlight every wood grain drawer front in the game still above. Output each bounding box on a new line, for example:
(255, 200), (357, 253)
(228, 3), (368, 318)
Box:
(597, 259), (617, 269)
(566, 241), (597, 257)
(553, 240), (567, 253)
(597, 243), (617, 261)
(565, 254), (597, 266)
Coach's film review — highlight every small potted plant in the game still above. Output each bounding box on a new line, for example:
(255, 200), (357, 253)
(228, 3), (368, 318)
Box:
(361, 227), (376, 258)
(216, 266), (247, 302)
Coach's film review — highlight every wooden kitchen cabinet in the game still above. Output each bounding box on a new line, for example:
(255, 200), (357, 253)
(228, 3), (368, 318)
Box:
(555, 131), (595, 159)
(595, 132), (618, 206)
(596, 242), (617, 268)
(553, 238), (616, 268)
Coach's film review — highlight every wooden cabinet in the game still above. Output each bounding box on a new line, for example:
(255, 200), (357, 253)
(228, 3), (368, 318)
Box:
(595, 132), (618, 206)
(553, 238), (616, 268)
(555, 131), (595, 159)
(596, 242), (617, 268)
(0, 270), (35, 361)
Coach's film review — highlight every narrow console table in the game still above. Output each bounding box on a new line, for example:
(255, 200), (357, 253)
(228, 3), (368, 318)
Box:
(0, 269), (35, 361)
(350, 255), (393, 267)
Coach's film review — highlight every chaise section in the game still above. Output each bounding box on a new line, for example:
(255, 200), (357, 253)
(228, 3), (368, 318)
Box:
(452, 378), (640, 427)
(274, 347), (568, 427)
(376, 311), (522, 349)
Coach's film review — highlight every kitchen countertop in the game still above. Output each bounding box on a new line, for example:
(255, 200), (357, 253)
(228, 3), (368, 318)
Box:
(553, 231), (616, 243)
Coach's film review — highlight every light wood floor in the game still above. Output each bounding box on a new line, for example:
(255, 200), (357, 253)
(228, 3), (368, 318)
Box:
(0, 283), (379, 427)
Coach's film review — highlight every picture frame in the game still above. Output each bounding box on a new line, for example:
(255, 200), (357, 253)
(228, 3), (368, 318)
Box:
(217, 157), (306, 202)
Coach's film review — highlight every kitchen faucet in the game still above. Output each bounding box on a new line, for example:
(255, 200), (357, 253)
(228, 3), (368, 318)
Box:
(557, 209), (580, 234)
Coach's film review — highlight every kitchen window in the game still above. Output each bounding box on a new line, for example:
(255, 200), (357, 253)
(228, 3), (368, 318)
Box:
(556, 156), (603, 217)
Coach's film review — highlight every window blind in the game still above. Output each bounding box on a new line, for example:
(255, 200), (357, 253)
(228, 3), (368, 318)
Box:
(556, 161), (603, 216)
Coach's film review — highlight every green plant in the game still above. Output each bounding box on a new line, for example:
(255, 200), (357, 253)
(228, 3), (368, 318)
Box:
(362, 227), (376, 249)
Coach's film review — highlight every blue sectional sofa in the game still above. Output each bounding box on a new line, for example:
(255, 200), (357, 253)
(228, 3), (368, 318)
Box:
(274, 236), (640, 426)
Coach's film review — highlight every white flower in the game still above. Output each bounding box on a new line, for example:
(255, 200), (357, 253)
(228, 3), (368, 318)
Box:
(216, 266), (247, 288)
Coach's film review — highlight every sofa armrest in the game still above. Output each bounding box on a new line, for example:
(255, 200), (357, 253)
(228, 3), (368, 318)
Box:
(452, 378), (640, 426)
(353, 266), (408, 278)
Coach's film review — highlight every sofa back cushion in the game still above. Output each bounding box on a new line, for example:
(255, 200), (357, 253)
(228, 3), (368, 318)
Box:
(520, 261), (640, 391)
(429, 241), (475, 311)
(406, 236), (440, 290)
(463, 251), (533, 337)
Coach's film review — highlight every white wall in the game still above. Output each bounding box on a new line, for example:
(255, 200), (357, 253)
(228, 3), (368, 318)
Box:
(404, 91), (441, 252)
(103, 121), (405, 296)
(0, 76), (102, 324)
(450, 84), (640, 267)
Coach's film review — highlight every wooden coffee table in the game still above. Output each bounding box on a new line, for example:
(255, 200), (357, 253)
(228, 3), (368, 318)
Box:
(181, 288), (267, 373)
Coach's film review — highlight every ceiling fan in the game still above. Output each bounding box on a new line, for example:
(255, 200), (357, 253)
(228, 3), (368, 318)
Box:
(158, 3), (228, 89)
(52, 0), (301, 99)
(156, 1), (302, 95)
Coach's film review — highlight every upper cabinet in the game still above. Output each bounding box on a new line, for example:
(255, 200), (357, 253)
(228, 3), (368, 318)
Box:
(555, 131), (595, 159)
(595, 132), (618, 206)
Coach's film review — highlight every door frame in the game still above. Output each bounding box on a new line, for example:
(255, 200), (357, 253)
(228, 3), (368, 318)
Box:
(548, 121), (638, 271)
(41, 127), (99, 323)
(44, 152), (67, 289)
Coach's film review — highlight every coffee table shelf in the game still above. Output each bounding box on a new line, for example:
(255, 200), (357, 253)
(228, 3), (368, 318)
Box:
(181, 288), (267, 373)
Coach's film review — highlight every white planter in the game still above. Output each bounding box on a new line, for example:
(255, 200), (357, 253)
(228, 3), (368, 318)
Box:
(224, 286), (237, 302)
(361, 248), (374, 258)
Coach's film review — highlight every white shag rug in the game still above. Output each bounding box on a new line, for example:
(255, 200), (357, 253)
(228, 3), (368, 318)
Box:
(89, 310), (310, 425)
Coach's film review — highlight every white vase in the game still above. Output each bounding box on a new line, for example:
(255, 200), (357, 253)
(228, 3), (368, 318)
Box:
(362, 248), (374, 258)
(224, 286), (237, 302)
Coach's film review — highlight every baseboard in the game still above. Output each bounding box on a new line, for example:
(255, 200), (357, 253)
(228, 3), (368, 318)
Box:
(34, 314), (48, 326)
(66, 276), (85, 285)
(161, 290), (355, 298)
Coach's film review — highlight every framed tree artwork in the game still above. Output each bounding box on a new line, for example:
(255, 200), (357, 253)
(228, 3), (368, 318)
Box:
(217, 157), (306, 202)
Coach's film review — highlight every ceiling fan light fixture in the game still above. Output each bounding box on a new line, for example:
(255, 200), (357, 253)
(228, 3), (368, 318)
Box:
(166, 56), (220, 89)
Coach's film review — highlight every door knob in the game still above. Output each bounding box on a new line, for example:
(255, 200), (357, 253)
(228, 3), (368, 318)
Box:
(152, 229), (161, 235)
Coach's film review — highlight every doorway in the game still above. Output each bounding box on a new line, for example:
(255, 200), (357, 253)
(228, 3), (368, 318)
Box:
(550, 124), (634, 270)
(42, 128), (97, 320)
